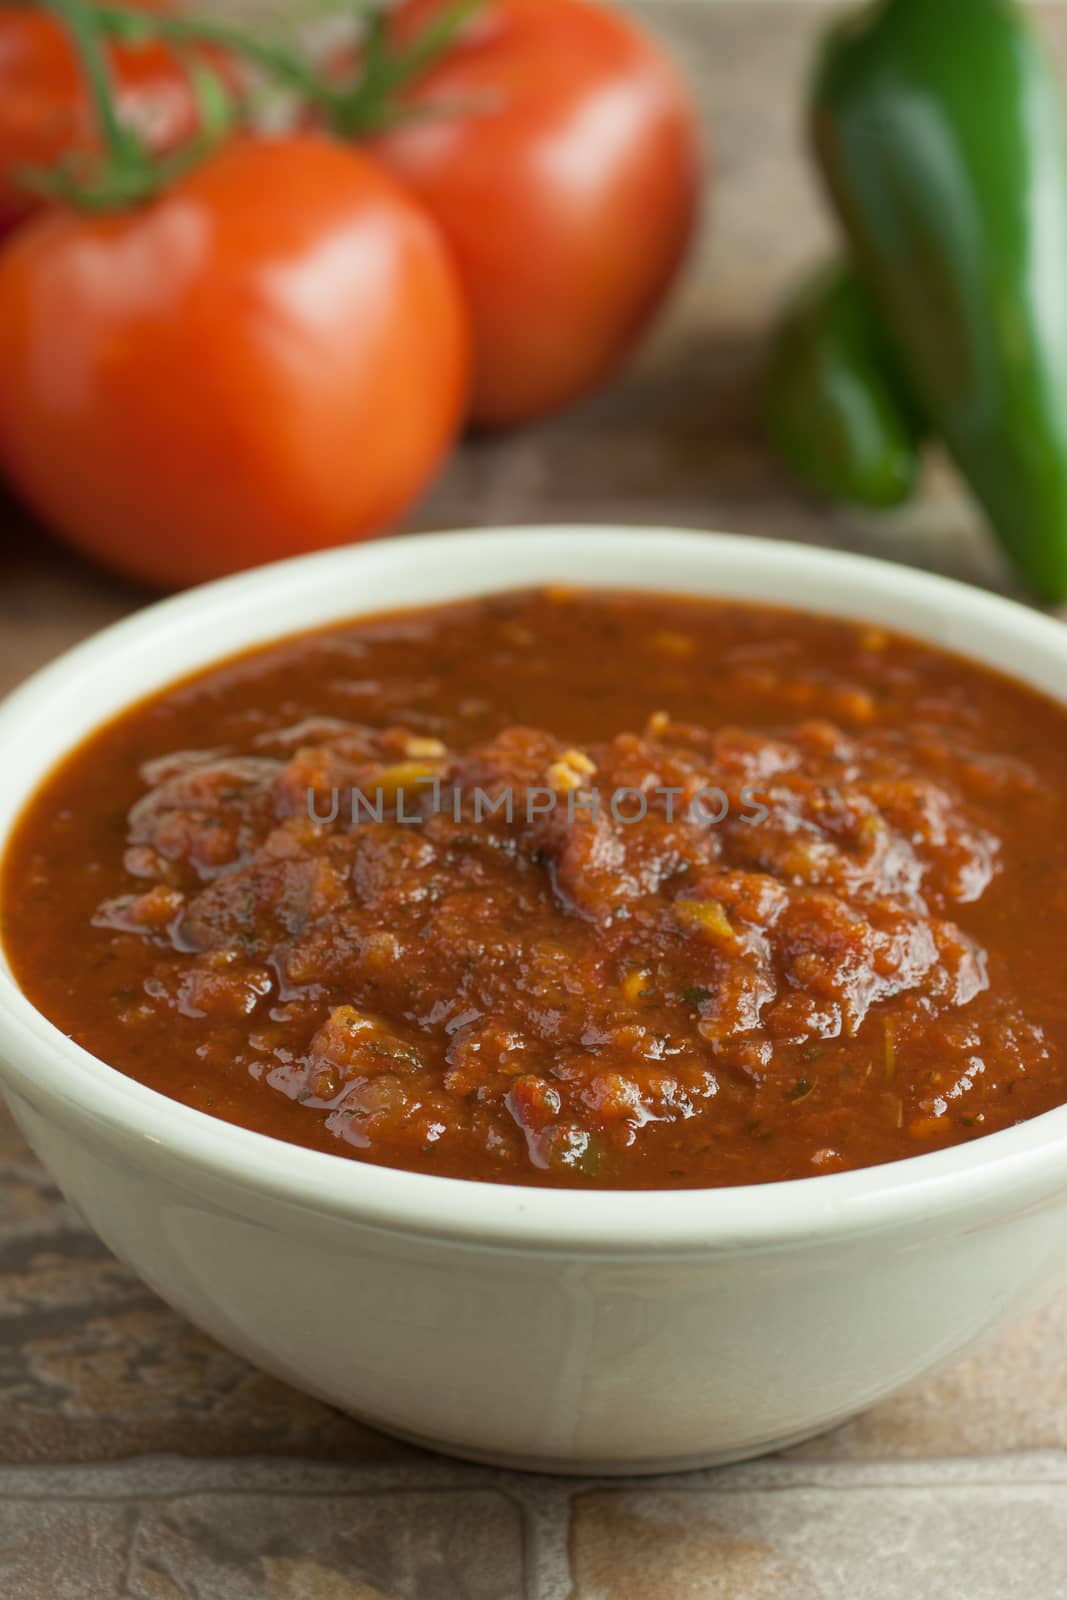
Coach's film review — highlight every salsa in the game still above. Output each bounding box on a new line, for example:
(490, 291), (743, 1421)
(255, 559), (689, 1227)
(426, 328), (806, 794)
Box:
(3, 587), (1067, 1188)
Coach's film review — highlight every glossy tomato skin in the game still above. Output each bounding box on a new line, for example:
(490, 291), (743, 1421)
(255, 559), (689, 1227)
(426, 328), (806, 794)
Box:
(364, 0), (701, 428)
(0, 1), (232, 238)
(0, 135), (470, 589)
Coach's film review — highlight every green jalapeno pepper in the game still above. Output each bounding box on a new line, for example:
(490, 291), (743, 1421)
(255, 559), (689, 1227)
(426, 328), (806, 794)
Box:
(812, 0), (1067, 600)
(765, 259), (923, 509)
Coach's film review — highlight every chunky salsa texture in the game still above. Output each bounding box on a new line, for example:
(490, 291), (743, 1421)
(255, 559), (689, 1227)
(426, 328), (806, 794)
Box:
(4, 587), (1067, 1188)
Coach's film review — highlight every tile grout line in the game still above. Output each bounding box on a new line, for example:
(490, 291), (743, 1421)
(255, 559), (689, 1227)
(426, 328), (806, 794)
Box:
(7, 1450), (1067, 1501)
(519, 1481), (575, 1600)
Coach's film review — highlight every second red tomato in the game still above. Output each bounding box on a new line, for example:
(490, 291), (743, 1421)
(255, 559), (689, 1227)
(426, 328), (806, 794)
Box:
(362, 0), (702, 428)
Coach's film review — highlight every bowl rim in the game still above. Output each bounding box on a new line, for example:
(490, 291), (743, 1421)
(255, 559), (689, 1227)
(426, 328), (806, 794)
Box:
(2, 523), (1067, 1255)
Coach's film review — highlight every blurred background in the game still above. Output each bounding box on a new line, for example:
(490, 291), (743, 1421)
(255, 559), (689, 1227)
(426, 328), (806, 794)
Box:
(6, 0), (1066, 706)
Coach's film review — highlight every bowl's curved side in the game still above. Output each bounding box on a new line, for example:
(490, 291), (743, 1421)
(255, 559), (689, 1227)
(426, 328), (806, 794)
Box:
(10, 1078), (1067, 1472)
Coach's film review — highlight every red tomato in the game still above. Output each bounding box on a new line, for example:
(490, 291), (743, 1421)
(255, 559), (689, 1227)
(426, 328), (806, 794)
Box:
(0, 134), (470, 589)
(0, 0), (233, 238)
(362, 0), (701, 428)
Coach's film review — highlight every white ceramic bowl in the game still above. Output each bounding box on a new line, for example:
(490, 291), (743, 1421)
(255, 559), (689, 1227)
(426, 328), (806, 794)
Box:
(2, 526), (1067, 1476)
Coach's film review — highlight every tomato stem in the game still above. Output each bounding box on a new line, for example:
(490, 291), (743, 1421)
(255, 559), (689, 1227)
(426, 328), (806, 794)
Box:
(332, 0), (485, 136)
(21, 1), (239, 210)
(388, 0), (484, 88)
(41, 0), (146, 169)
(90, 0), (486, 140)
(90, 3), (342, 115)
(21, 0), (486, 210)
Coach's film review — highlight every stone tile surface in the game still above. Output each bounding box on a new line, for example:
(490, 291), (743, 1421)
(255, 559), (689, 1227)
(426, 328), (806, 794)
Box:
(0, 1499), (131, 1600)
(3, 4), (1067, 1599)
(124, 1488), (526, 1600)
(0, 1484), (526, 1600)
(569, 1482), (1067, 1599)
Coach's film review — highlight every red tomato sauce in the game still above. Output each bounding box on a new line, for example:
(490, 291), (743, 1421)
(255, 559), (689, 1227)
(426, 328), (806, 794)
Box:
(4, 587), (1067, 1188)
